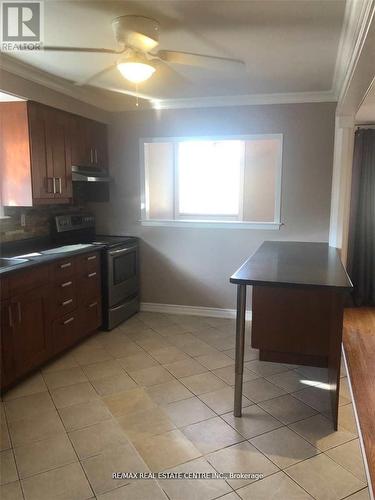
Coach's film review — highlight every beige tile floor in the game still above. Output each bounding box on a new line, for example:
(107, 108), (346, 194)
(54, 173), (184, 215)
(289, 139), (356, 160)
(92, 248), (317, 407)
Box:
(0, 312), (370, 500)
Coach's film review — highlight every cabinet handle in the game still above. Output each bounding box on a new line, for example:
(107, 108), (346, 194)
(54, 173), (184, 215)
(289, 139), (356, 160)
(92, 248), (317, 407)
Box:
(90, 148), (93, 164)
(17, 302), (22, 323)
(8, 305), (13, 327)
(95, 149), (98, 164)
(62, 298), (73, 306)
(53, 177), (57, 194)
(60, 262), (72, 269)
(61, 281), (72, 288)
(88, 272), (97, 278)
(57, 177), (62, 194)
(63, 317), (75, 325)
(88, 301), (98, 308)
(87, 255), (96, 261)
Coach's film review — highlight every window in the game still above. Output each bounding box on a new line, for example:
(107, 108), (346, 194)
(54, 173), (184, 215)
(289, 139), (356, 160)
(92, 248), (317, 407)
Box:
(141, 134), (283, 229)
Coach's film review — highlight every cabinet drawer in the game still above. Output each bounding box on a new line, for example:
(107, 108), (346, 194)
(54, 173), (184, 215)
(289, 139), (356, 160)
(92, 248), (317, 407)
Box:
(50, 281), (77, 318)
(78, 269), (101, 303)
(9, 265), (49, 295)
(51, 258), (76, 282)
(52, 311), (79, 353)
(79, 298), (102, 338)
(77, 252), (100, 276)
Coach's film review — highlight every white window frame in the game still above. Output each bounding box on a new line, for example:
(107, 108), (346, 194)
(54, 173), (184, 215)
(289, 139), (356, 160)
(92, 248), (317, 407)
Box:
(140, 134), (283, 230)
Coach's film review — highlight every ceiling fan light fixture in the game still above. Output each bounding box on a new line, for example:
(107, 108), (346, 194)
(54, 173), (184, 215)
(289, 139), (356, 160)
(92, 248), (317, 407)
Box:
(117, 58), (155, 83)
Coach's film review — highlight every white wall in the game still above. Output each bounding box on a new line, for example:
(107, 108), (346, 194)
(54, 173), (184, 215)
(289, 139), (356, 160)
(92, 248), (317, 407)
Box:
(92, 102), (337, 310)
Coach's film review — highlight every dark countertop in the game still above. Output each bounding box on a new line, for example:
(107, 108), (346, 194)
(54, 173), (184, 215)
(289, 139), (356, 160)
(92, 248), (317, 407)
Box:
(0, 240), (106, 277)
(230, 241), (353, 289)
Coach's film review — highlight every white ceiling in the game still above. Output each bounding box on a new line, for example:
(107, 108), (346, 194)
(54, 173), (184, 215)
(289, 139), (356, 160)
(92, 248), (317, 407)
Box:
(2, 0), (346, 109)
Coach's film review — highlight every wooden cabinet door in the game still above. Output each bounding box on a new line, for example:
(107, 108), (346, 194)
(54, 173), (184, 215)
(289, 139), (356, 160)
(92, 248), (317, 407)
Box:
(70, 114), (90, 167)
(0, 301), (16, 389)
(29, 103), (72, 202)
(12, 285), (51, 378)
(44, 107), (72, 201)
(91, 120), (108, 168)
(28, 102), (55, 200)
(70, 115), (108, 169)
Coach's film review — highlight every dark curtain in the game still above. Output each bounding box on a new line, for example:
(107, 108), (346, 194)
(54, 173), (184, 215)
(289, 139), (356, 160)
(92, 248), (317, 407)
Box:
(347, 128), (375, 306)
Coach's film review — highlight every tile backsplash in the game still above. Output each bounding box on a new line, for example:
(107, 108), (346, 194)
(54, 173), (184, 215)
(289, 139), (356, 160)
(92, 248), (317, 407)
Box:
(0, 205), (87, 242)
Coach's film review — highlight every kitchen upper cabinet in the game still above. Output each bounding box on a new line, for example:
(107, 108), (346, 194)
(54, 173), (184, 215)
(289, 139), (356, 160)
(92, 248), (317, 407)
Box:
(0, 101), (72, 205)
(71, 115), (108, 169)
(0, 101), (33, 206)
(89, 119), (108, 169)
(46, 106), (73, 199)
(0, 101), (108, 206)
(28, 102), (72, 201)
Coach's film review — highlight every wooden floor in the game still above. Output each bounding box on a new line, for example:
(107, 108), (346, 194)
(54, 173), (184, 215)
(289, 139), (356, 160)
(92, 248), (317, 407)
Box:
(343, 307), (375, 500)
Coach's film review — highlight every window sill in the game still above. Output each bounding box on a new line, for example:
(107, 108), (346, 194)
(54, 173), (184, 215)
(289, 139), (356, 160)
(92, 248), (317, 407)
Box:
(140, 219), (282, 230)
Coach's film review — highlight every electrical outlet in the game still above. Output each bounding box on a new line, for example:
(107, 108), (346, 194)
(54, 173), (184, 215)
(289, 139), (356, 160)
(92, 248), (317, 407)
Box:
(20, 213), (26, 227)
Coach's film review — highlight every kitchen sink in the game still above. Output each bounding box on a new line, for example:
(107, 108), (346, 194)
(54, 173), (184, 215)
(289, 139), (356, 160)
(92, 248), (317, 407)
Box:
(40, 243), (95, 255)
(0, 257), (29, 269)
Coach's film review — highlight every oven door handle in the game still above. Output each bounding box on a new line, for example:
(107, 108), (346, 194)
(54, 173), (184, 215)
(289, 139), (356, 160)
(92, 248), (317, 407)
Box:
(108, 246), (137, 257)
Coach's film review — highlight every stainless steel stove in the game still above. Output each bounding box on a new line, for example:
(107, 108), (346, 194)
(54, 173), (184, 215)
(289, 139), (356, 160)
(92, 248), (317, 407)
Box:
(54, 214), (139, 330)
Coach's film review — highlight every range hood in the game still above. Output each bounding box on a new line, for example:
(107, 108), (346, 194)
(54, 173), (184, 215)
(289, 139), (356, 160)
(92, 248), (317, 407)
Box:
(72, 166), (110, 183)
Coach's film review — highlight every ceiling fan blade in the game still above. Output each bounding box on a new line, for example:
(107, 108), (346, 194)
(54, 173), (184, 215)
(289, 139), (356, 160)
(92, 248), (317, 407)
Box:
(43, 46), (123, 54)
(156, 50), (245, 72)
(151, 58), (190, 87)
(75, 64), (118, 87)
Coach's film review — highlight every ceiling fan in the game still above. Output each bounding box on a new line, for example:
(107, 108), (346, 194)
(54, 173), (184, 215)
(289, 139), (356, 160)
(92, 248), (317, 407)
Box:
(43, 15), (246, 100)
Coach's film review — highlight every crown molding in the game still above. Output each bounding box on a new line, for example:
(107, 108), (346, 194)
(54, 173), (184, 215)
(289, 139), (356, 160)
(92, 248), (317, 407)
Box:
(0, 53), (117, 111)
(1, 53), (338, 112)
(3, 2), (373, 113)
(332, 0), (375, 103)
(150, 90), (337, 110)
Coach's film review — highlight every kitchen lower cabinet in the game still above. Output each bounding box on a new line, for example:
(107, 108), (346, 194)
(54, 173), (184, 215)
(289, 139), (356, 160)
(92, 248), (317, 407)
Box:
(0, 250), (102, 391)
(11, 285), (51, 378)
(79, 298), (102, 338)
(52, 311), (80, 354)
(1, 300), (16, 388)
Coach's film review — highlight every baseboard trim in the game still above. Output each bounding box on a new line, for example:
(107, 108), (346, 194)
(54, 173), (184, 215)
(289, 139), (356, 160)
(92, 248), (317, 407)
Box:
(140, 302), (252, 320)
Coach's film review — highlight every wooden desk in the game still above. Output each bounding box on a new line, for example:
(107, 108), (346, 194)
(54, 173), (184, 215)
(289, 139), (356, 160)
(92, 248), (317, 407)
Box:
(343, 307), (375, 500)
(230, 241), (352, 429)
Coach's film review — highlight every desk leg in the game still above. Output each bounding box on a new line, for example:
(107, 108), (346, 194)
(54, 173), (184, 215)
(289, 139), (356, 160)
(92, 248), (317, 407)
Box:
(234, 284), (247, 417)
(328, 291), (345, 430)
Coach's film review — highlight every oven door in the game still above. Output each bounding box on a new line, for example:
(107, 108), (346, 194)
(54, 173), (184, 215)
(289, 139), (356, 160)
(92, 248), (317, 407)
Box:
(107, 245), (139, 307)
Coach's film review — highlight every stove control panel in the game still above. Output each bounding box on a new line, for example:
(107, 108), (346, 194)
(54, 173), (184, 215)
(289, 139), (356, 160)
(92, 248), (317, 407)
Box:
(55, 214), (95, 233)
